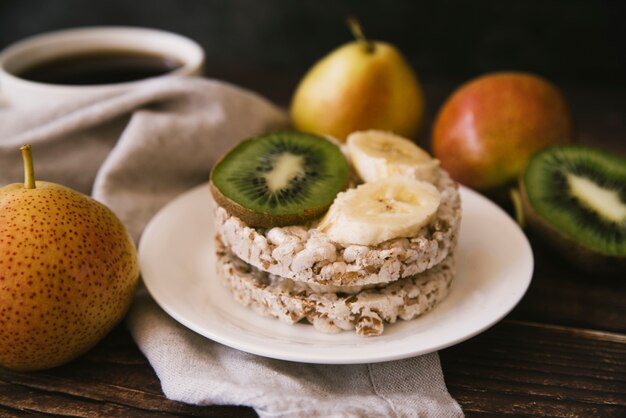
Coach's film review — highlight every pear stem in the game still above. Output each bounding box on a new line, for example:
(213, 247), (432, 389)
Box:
(20, 144), (36, 189)
(347, 16), (375, 53)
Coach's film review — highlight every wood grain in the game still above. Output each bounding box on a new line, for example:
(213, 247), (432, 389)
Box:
(2, 317), (624, 417)
(509, 239), (626, 333)
(441, 320), (626, 417)
(0, 326), (257, 418)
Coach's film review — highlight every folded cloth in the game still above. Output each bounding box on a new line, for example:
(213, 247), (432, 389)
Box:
(0, 77), (287, 240)
(0, 77), (463, 418)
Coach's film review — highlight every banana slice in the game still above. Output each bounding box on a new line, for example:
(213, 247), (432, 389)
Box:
(318, 176), (441, 246)
(347, 130), (440, 184)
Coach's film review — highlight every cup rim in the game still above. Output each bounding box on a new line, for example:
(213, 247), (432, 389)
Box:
(0, 26), (205, 92)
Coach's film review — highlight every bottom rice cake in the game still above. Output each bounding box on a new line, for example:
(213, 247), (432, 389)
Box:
(214, 238), (455, 337)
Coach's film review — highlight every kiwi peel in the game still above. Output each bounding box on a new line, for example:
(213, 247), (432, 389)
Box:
(210, 131), (350, 228)
(520, 145), (626, 277)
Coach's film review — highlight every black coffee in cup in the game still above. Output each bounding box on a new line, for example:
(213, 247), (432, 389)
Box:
(0, 27), (204, 107)
(17, 50), (183, 85)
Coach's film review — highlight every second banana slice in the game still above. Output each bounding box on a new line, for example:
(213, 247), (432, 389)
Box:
(318, 176), (441, 246)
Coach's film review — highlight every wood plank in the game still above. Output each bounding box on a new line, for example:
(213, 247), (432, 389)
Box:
(2, 320), (624, 417)
(440, 320), (626, 417)
(0, 326), (257, 418)
(0, 378), (256, 418)
(510, 320), (626, 344)
(509, 238), (626, 333)
(0, 377), (256, 418)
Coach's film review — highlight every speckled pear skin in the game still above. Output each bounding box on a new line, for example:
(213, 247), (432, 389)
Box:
(0, 181), (139, 371)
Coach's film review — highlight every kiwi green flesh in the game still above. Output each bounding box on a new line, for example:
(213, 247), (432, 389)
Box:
(521, 182), (625, 278)
(522, 145), (626, 258)
(210, 132), (349, 227)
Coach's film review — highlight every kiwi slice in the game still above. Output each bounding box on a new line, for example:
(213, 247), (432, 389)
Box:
(521, 145), (626, 276)
(210, 131), (349, 228)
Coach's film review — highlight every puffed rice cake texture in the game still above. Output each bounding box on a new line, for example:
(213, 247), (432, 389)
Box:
(214, 170), (461, 287)
(215, 238), (455, 337)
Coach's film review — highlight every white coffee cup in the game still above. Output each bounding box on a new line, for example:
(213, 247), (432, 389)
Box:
(0, 26), (205, 107)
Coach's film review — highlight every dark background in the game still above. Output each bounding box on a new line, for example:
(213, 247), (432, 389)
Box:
(1, 0), (624, 86)
(1, 0), (625, 148)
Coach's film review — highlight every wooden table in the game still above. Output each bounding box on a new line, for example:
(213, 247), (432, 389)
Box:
(1, 75), (625, 417)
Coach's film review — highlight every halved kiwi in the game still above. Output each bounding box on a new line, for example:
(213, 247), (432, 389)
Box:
(520, 145), (626, 277)
(210, 131), (349, 228)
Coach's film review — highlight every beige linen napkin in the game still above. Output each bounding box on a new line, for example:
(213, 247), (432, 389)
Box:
(0, 77), (463, 418)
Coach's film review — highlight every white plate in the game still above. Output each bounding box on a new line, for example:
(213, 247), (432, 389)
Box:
(139, 184), (533, 364)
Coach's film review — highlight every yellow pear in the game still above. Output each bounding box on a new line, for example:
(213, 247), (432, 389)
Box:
(290, 18), (425, 142)
(0, 145), (139, 371)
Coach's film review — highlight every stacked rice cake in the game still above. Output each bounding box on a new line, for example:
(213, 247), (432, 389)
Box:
(211, 131), (462, 336)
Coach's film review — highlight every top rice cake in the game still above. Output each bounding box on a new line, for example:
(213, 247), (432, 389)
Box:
(214, 169), (462, 287)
